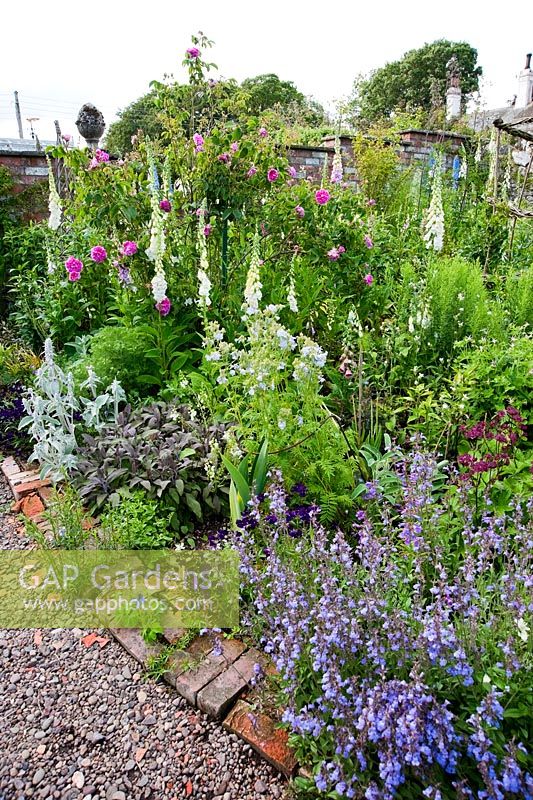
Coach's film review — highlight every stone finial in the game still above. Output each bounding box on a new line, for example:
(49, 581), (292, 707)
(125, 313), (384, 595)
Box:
(75, 103), (105, 149)
(446, 56), (461, 89)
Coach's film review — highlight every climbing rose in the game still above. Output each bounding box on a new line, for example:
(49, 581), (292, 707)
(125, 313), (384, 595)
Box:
(327, 248), (340, 261)
(367, 198), (376, 206)
(364, 273), (374, 285)
(203, 224), (212, 237)
(159, 199), (171, 212)
(259, 127), (268, 137)
(364, 234), (374, 249)
(267, 168), (279, 183)
(247, 166), (257, 178)
(288, 166), (297, 178)
(156, 297), (171, 316)
(186, 47), (200, 58)
(94, 149), (109, 163)
(295, 205), (305, 218)
(218, 153), (230, 163)
(90, 246), (107, 263)
(230, 141), (239, 152)
(121, 241), (138, 256)
(315, 189), (330, 205)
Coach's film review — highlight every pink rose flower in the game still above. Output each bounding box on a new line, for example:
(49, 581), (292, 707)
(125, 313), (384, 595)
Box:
(295, 205), (305, 218)
(95, 149), (109, 163)
(186, 47), (200, 58)
(218, 152), (230, 163)
(338, 245), (346, 254)
(159, 199), (171, 212)
(90, 246), (107, 263)
(121, 241), (138, 256)
(364, 273), (374, 285)
(364, 234), (374, 249)
(315, 189), (330, 205)
(65, 256), (83, 281)
(288, 166), (297, 178)
(259, 127), (268, 138)
(156, 297), (171, 316)
(247, 165), (257, 178)
(267, 168), (279, 183)
(230, 141), (239, 152)
(88, 157), (99, 170)
(203, 224), (212, 237)
(367, 198), (376, 206)
(327, 248), (340, 261)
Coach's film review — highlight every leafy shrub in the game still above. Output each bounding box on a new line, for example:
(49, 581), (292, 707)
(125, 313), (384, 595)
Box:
(506, 265), (533, 330)
(73, 401), (227, 535)
(70, 326), (153, 396)
(424, 255), (502, 360)
(98, 492), (174, 549)
(451, 330), (533, 424)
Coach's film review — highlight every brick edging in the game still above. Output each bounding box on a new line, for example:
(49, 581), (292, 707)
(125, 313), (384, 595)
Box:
(1, 456), (301, 781)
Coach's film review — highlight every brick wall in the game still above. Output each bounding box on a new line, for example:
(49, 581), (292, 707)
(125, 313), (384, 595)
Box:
(288, 130), (469, 187)
(0, 152), (48, 193)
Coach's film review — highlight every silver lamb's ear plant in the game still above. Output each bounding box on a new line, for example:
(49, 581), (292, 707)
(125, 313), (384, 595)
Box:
(20, 338), (126, 483)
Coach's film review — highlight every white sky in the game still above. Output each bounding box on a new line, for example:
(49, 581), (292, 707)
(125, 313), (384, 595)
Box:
(0, 0), (531, 142)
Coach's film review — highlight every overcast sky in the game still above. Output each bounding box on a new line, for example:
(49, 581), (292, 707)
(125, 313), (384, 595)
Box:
(1, 0), (531, 143)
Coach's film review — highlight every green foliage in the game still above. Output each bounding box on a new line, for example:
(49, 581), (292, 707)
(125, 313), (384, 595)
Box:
(104, 91), (164, 156)
(238, 74), (326, 126)
(506, 264), (533, 329)
(221, 438), (269, 527)
(69, 326), (153, 396)
(424, 255), (502, 361)
(352, 40), (482, 125)
(451, 331), (533, 424)
(25, 484), (90, 549)
(351, 130), (401, 207)
(98, 491), (174, 548)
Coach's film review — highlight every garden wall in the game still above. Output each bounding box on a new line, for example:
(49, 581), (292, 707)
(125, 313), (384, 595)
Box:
(288, 130), (469, 187)
(0, 139), (50, 193)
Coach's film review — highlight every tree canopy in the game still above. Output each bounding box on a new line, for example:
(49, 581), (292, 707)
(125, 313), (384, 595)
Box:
(351, 40), (482, 126)
(105, 73), (327, 155)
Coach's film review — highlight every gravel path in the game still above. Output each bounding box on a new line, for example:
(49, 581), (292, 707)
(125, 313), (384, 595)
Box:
(0, 473), (288, 800)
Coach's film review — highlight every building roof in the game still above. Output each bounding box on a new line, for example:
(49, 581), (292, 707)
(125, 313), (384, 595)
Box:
(0, 137), (56, 155)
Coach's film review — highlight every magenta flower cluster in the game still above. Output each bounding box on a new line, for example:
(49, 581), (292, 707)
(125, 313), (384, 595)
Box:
(90, 245), (107, 263)
(159, 199), (171, 213)
(193, 133), (204, 153)
(121, 241), (138, 257)
(315, 189), (330, 205)
(65, 256), (83, 281)
(156, 297), (171, 316)
(186, 46), (200, 58)
(267, 168), (279, 183)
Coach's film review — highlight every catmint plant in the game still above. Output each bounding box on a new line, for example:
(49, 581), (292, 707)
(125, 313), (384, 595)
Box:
(233, 452), (533, 799)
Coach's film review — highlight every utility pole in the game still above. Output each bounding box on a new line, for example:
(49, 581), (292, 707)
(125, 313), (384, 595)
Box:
(14, 91), (23, 138)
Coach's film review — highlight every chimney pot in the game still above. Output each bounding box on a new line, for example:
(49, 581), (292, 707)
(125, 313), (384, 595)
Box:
(526, 53), (532, 69)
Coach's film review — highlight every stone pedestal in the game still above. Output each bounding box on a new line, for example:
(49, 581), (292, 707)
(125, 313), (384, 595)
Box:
(446, 87), (461, 121)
